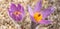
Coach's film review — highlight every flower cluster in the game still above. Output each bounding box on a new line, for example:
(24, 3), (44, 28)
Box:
(8, 0), (55, 24)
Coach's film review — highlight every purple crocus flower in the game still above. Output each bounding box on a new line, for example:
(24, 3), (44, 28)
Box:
(8, 3), (25, 22)
(28, 0), (55, 24)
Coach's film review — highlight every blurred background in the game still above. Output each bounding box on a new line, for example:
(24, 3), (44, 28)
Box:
(0, 0), (60, 29)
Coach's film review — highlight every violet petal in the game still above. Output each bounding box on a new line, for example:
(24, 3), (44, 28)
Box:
(39, 19), (51, 24)
(10, 3), (18, 11)
(17, 4), (24, 12)
(10, 14), (22, 21)
(17, 4), (21, 10)
(41, 6), (55, 18)
(28, 5), (34, 16)
(8, 3), (17, 16)
(30, 15), (37, 23)
(17, 4), (25, 17)
(34, 0), (42, 12)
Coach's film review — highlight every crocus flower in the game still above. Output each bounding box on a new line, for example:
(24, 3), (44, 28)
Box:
(8, 3), (25, 22)
(28, 0), (55, 24)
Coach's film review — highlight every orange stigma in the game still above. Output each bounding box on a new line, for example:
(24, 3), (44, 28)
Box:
(13, 11), (21, 16)
(34, 12), (42, 22)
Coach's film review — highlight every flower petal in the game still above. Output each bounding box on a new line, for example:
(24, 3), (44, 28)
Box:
(30, 15), (37, 23)
(8, 3), (17, 16)
(10, 14), (22, 21)
(17, 4), (21, 10)
(41, 6), (55, 18)
(17, 4), (24, 12)
(28, 5), (34, 16)
(10, 3), (18, 11)
(39, 19), (51, 24)
(34, 0), (42, 12)
(17, 4), (25, 17)
(8, 3), (18, 14)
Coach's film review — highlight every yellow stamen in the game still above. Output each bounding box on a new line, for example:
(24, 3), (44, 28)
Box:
(13, 11), (21, 16)
(34, 12), (42, 22)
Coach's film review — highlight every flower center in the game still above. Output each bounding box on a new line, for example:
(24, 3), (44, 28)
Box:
(13, 11), (21, 16)
(34, 12), (42, 22)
